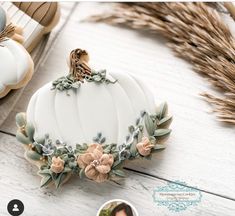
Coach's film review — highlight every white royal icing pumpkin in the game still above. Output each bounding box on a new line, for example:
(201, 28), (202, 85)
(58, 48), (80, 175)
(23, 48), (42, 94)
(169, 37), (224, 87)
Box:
(0, 39), (33, 97)
(0, 7), (33, 98)
(16, 49), (172, 188)
(26, 71), (156, 147)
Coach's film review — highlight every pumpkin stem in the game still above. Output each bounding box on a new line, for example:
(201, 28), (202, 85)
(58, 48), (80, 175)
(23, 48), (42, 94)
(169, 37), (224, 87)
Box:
(0, 24), (15, 44)
(69, 48), (92, 82)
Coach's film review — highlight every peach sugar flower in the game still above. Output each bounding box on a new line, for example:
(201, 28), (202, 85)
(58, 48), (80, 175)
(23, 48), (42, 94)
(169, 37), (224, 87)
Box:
(136, 137), (154, 156)
(77, 144), (114, 182)
(50, 156), (65, 173)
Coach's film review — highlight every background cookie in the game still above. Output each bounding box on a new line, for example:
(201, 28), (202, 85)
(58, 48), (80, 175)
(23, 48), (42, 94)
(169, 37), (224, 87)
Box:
(0, 26), (34, 98)
(1, 2), (60, 52)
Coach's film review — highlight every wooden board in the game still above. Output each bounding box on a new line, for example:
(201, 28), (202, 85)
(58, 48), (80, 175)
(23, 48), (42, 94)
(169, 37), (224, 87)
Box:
(0, 133), (235, 215)
(0, 3), (235, 216)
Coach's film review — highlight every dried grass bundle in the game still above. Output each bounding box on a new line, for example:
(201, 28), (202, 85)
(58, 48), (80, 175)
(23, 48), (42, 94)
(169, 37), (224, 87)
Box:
(90, 3), (235, 124)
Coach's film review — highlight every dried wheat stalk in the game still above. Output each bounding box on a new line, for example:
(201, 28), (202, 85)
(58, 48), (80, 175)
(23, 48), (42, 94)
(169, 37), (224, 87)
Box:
(90, 2), (235, 124)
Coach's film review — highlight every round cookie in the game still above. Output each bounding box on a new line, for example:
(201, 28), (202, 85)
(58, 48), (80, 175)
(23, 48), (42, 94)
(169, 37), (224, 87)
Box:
(16, 49), (172, 188)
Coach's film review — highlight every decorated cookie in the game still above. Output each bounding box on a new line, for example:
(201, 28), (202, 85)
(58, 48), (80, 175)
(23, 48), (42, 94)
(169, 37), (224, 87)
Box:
(0, 2), (60, 52)
(0, 6), (24, 44)
(0, 25), (34, 98)
(16, 49), (172, 188)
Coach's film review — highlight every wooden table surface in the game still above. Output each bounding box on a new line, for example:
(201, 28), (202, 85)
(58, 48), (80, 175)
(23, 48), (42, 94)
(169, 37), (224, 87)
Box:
(0, 3), (235, 216)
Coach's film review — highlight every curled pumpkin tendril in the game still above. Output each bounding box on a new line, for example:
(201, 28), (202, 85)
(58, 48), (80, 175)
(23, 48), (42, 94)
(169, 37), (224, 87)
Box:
(69, 48), (92, 82)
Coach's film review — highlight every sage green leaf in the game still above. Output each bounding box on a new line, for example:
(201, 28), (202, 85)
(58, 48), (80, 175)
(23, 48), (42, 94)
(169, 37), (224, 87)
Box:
(156, 102), (168, 119)
(79, 169), (85, 179)
(136, 118), (140, 125)
(100, 137), (106, 144)
(128, 125), (135, 133)
(34, 143), (42, 154)
(63, 167), (72, 173)
(112, 160), (122, 169)
(16, 131), (31, 144)
(34, 136), (45, 145)
(51, 172), (58, 181)
(111, 143), (117, 151)
(130, 142), (137, 157)
(157, 115), (172, 127)
(154, 129), (171, 137)
(15, 113), (26, 128)
(149, 136), (156, 144)
(47, 156), (52, 165)
(68, 161), (77, 169)
(55, 173), (67, 189)
(103, 146), (111, 154)
(144, 113), (155, 135)
(138, 125), (144, 132)
(153, 145), (166, 150)
(137, 131), (142, 142)
(40, 175), (52, 188)
(112, 169), (125, 177)
(26, 150), (41, 161)
(38, 169), (51, 176)
(25, 123), (35, 141)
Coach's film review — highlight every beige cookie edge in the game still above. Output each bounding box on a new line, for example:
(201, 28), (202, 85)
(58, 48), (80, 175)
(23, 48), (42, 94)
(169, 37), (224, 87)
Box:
(0, 46), (34, 99)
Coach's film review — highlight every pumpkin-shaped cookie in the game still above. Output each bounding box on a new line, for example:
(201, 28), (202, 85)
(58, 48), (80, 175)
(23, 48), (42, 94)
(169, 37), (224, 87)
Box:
(0, 25), (34, 98)
(16, 49), (172, 188)
(0, 5), (24, 44)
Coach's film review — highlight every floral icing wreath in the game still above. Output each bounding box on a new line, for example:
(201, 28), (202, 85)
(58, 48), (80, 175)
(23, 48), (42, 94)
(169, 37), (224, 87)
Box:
(16, 49), (172, 188)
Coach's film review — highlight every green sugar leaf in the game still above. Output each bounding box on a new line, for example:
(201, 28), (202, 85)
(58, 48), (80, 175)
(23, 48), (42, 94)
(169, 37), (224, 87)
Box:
(40, 175), (52, 188)
(26, 150), (41, 161)
(38, 169), (51, 176)
(156, 102), (168, 119)
(100, 137), (106, 144)
(16, 131), (31, 144)
(144, 113), (155, 135)
(112, 159), (123, 169)
(153, 144), (166, 150)
(68, 161), (77, 169)
(63, 167), (72, 173)
(157, 115), (173, 127)
(34, 136), (45, 145)
(25, 123), (35, 141)
(154, 129), (171, 137)
(15, 113), (26, 128)
(128, 125), (135, 133)
(55, 173), (67, 189)
(79, 169), (85, 179)
(130, 142), (137, 157)
(112, 169), (125, 177)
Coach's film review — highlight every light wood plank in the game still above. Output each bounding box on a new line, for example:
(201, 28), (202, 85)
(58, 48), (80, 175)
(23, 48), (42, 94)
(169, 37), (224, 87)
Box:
(1, 2), (235, 201)
(0, 132), (235, 216)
